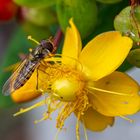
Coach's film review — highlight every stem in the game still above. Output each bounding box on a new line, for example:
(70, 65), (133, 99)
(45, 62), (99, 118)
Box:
(53, 28), (63, 52)
(130, 0), (140, 45)
(130, 0), (140, 6)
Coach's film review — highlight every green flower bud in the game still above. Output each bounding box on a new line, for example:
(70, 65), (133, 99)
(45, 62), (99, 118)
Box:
(114, 6), (140, 43)
(57, 0), (97, 39)
(96, 0), (122, 4)
(22, 7), (57, 27)
(127, 49), (140, 68)
(14, 0), (56, 8)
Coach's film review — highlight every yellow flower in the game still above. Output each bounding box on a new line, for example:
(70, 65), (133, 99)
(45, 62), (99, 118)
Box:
(12, 19), (140, 139)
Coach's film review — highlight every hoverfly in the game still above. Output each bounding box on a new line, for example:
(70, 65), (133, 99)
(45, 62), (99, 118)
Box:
(2, 37), (55, 96)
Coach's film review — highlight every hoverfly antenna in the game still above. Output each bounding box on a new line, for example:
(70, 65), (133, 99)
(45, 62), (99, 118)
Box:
(27, 35), (40, 45)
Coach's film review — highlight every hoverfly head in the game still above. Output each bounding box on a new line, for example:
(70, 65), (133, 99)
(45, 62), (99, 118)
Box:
(40, 40), (54, 52)
(29, 39), (54, 61)
(40, 40), (54, 57)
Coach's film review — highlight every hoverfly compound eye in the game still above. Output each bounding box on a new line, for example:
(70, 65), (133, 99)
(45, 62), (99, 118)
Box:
(46, 41), (54, 53)
(40, 40), (54, 53)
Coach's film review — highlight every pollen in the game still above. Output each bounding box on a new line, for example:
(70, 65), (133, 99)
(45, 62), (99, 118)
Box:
(40, 62), (90, 133)
(14, 59), (90, 138)
(51, 69), (86, 101)
(39, 59), (87, 101)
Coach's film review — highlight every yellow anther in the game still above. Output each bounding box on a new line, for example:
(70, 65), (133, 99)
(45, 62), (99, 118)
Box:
(29, 48), (33, 52)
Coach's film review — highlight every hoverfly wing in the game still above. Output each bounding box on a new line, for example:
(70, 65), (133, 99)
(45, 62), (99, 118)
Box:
(2, 59), (27, 96)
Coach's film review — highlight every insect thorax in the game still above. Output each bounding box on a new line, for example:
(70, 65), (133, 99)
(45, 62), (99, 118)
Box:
(30, 40), (54, 61)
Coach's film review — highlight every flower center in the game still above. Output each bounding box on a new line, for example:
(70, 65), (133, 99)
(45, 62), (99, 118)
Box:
(52, 78), (79, 101)
(51, 67), (86, 101)
(13, 60), (90, 140)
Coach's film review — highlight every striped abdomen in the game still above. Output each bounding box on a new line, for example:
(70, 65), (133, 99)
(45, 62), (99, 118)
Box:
(13, 60), (38, 90)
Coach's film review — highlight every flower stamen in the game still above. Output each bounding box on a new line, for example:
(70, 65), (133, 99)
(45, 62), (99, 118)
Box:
(54, 128), (61, 140)
(13, 100), (46, 117)
(82, 120), (88, 140)
(76, 115), (80, 140)
(88, 86), (133, 96)
(87, 91), (134, 122)
(119, 115), (134, 123)
(34, 112), (51, 124)
(44, 54), (83, 71)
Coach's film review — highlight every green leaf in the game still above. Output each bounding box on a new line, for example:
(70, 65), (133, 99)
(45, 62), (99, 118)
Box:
(96, 0), (122, 4)
(57, 0), (98, 39)
(114, 6), (140, 43)
(0, 27), (31, 108)
(117, 60), (133, 72)
(14, 0), (56, 8)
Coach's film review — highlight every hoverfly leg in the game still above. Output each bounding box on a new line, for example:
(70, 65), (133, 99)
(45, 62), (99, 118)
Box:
(36, 62), (46, 91)
(40, 59), (47, 66)
(36, 66), (39, 90)
(36, 63), (50, 92)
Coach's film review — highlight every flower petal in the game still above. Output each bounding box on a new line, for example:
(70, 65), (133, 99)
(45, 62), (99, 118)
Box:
(79, 31), (133, 80)
(62, 18), (82, 66)
(11, 70), (42, 103)
(81, 107), (114, 131)
(88, 71), (140, 116)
